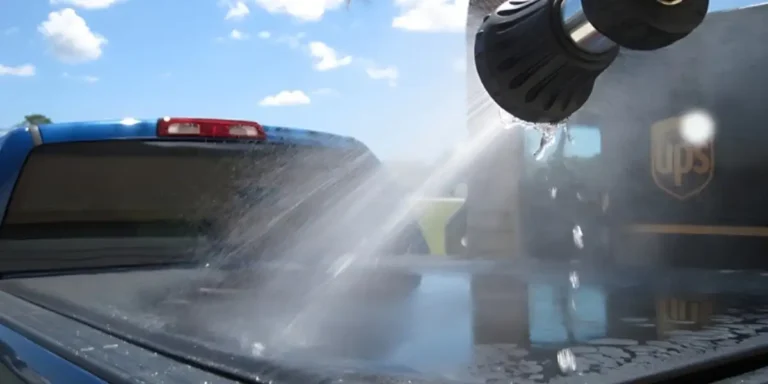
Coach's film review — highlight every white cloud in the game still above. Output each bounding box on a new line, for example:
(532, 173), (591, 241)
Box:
(392, 0), (467, 32)
(0, 64), (35, 77)
(308, 41), (352, 71)
(258, 31), (271, 39)
(253, 0), (345, 21)
(366, 65), (399, 86)
(50, 0), (124, 9)
(230, 29), (248, 40)
(39, 8), (107, 63)
(259, 90), (311, 106)
(223, 0), (250, 20)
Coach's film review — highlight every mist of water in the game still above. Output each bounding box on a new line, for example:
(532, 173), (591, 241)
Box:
(158, 91), (528, 365)
(147, 0), (768, 367)
(171, 7), (758, 365)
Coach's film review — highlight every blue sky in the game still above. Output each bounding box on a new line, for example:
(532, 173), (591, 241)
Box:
(0, 0), (468, 162)
(0, 0), (760, 163)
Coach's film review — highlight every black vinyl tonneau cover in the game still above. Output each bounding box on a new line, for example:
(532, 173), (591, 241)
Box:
(3, 258), (768, 384)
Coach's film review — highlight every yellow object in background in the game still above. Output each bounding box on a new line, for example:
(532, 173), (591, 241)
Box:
(413, 197), (466, 255)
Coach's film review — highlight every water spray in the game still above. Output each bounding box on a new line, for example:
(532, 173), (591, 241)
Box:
(474, 0), (710, 124)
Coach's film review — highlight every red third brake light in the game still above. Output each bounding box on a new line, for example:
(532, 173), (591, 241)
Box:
(157, 117), (266, 140)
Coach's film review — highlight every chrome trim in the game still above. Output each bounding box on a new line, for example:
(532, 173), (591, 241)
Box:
(28, 125), (42, 146)
(559, 0), (617, 53)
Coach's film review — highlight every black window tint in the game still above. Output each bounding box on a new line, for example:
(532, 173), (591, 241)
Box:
(1, 141), (374, 240)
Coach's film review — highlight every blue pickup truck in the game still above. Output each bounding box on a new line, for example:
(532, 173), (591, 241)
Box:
(1, 118), (768, 384)
(0, 117), (429, 383)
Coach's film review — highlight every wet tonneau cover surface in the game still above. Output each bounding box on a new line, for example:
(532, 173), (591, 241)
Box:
(3, 257), (768, 384)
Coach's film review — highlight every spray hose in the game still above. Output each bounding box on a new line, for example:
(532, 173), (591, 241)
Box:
(474, 0), (710, 124)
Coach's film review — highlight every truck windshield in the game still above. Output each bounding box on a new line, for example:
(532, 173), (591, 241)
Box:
(523, 125), (602, 178)
(563, 126), (601, 159)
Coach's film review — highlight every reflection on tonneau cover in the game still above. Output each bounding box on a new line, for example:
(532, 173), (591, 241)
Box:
(3, 261), (768, 384)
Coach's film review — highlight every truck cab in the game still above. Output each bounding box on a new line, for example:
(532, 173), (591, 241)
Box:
(519, 124), (610, 262)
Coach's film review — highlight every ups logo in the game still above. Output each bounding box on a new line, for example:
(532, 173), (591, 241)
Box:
(651, 117), (714, 200)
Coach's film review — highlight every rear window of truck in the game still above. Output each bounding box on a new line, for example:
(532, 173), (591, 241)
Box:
(0, 141), (375, 240)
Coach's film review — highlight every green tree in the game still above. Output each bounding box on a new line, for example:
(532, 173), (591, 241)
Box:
(22, 114), (52, 126)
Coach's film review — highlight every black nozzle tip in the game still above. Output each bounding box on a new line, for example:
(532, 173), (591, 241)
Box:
(474, 0), (618, 124)
(582, 0), (709, 51)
